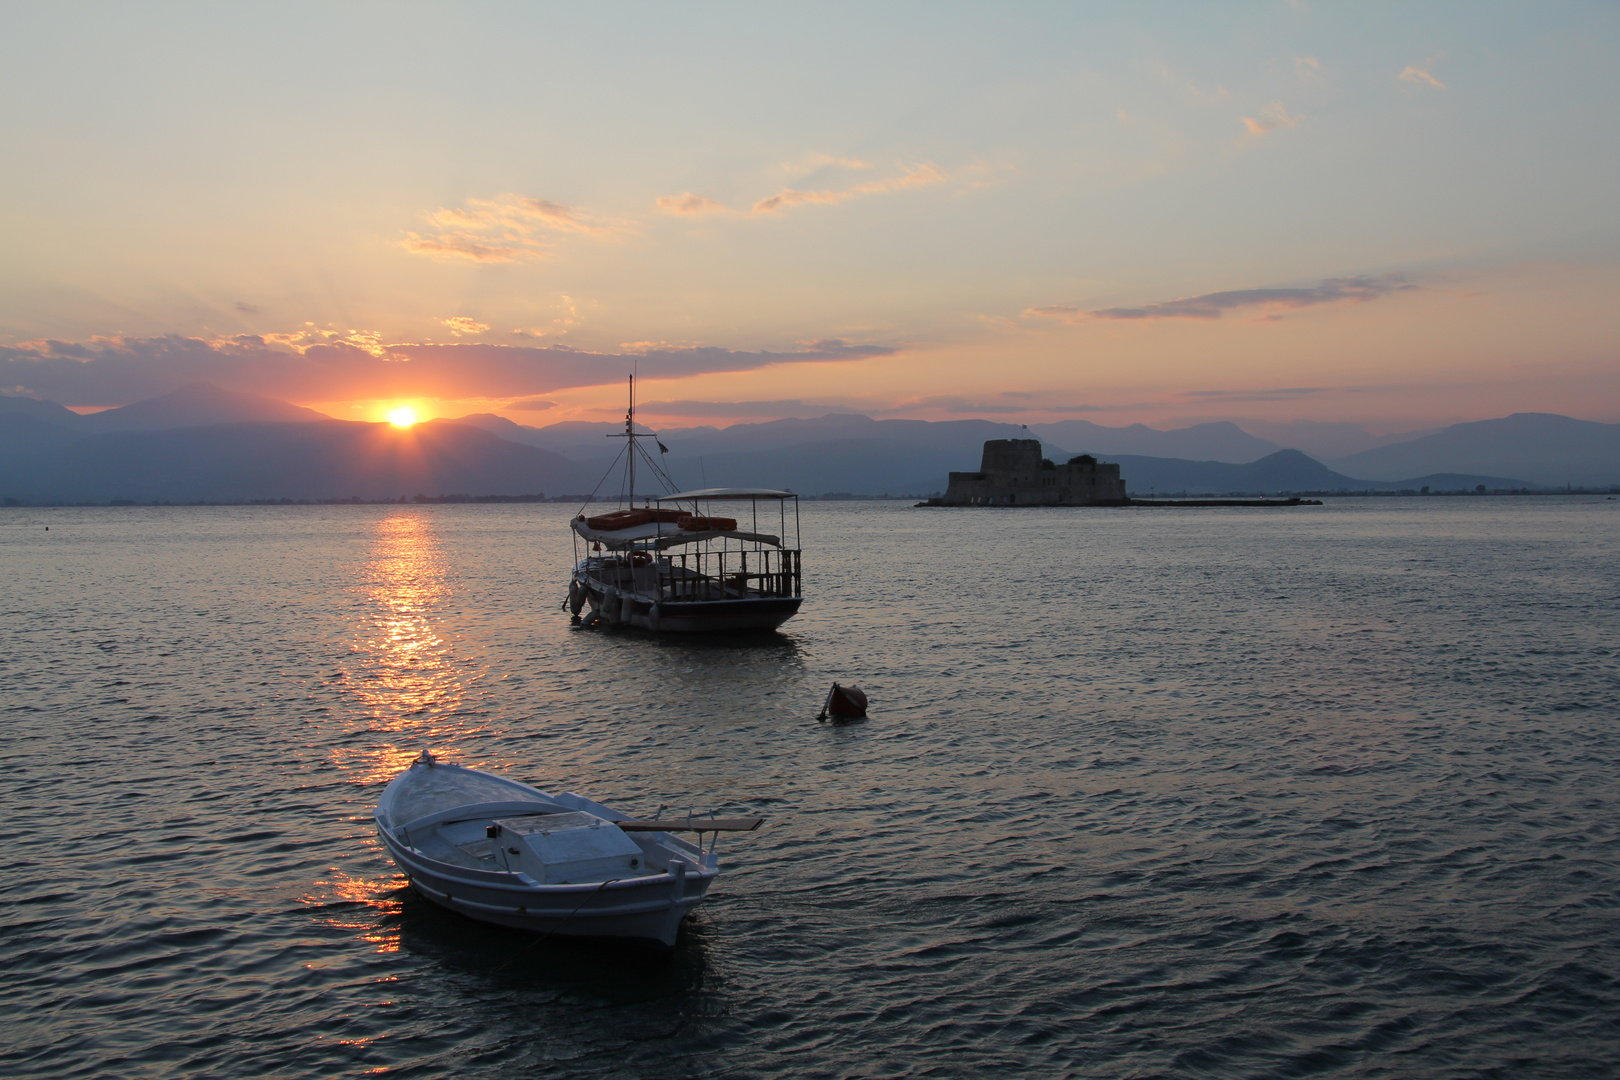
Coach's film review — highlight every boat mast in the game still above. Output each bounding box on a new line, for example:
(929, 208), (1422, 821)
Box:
(602, 369), (679, 506)
(626, 374), (635, 506)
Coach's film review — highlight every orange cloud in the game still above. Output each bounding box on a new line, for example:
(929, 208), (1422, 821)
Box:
(403, 195), (632, 263)
(751, 162), (947, 215)
(441, 317), (490, 336)
(656, 192), (731, 215)
(1399, 65), (1445, 90)
(399, 234), (527, 263)
(262, 325), (388, 356)
(1240, 102), (1303, 138)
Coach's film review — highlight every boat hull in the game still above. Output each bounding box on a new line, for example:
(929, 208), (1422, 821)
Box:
(578, 575), (802, 633)
(377, 825), (713, 949)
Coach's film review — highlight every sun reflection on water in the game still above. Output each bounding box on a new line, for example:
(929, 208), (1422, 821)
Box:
(332, 511), (492, 785)
(300, 865), (407, 954)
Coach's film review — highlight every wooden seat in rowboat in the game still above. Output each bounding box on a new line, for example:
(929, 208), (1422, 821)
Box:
(615, 816), (764, 832)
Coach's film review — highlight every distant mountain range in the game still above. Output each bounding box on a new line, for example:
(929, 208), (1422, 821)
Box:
(2, 383), (1615, 503)
(1324, 413), (1620, 489)
(0, 385), (588, 502)
(0, 382), (327, 431)
(1028, 419), (1282, 462)
(1114, 450), (1532, 497)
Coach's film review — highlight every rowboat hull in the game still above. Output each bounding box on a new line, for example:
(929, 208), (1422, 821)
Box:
(378, 827), (712, 948)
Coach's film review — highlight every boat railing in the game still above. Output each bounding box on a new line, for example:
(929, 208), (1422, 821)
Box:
(658, 547), (802, 601)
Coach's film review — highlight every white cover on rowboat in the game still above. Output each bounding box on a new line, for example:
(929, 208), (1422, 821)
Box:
(375, 755), (722, 949)
(657, 488), (797, 500)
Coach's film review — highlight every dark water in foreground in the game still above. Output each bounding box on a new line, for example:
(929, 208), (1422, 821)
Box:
(2, 498), (1618, 1079)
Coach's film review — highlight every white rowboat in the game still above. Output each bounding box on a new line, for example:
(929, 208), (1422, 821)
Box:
(375, 752), (760, 949)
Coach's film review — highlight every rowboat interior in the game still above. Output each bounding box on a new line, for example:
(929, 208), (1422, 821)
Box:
(383, 765), (717, 882)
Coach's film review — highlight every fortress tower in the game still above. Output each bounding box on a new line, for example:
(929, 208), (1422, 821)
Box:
(933, 439), (1127, 506)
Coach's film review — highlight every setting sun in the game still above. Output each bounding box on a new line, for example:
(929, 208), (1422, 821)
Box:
(387, 406), (417, 428)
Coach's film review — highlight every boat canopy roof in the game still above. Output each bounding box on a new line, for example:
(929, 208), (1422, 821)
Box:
(658, 488), (797, 501)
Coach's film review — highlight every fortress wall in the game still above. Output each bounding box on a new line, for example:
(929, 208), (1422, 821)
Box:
(937, 440), (1127, 505)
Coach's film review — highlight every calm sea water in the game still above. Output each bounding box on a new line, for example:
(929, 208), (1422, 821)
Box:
(2, 498), (1618, 1079)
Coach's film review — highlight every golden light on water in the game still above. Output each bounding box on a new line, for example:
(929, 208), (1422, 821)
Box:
(387, 406), (417, 428)
(300, 867), (407, 954)
(328, 512), (495, 787)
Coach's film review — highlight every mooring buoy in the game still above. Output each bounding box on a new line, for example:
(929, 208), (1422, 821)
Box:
(818, 681), (868, 721)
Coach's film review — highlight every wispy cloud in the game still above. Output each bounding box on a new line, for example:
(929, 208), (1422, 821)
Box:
(778, 152), (872, 178)
(0, 335), (899, 407)
(1240, 102), (1303, 139)
(262, 324), (389, 356)
(657, 157), (996, 222)
(1027, 274), (1417, 323)
(635, 394), (1107, 421)
(1398, 64), (1445, 90)
(508, 295), (583, 340)
(506, 397), (559, 411)
(403, 195), (632, 263)
(655, 192), (731, 216)
(441, 316), (490, 336)
(750, 162), (947, 215)
(1180, 387), (1333, 402)
(636, 398), (863, 419)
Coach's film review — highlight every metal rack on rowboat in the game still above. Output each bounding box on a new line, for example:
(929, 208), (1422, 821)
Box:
(565, 375), (804, 633)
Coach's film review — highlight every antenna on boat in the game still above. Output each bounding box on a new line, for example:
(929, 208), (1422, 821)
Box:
(626, 373), (635, 506)
(602, 365), (683, 507)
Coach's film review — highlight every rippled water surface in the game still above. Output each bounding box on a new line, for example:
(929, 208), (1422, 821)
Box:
(3, 498), (1618, 1078)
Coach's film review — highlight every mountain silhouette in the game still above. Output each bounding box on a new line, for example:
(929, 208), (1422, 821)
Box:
(1028, 419), (1280, 463)
(1113, 449), (1533, 496)
(0, 387), (1602, 502)
(1329, 413), (1620, 488)
(0, 420), (587, 503)
(0, 394), (82, 424)
(79, 382), (331, 432)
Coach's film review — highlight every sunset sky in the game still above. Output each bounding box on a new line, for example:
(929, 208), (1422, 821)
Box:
(2, 2), (1616, 432)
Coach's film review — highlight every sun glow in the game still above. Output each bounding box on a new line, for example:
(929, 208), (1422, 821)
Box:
(387, 406), (417, 428)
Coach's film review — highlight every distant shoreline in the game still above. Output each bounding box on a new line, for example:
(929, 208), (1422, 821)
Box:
(3, 489), (1617, 509)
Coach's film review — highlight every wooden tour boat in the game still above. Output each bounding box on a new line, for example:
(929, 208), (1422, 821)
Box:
(566, 376), (804, 633)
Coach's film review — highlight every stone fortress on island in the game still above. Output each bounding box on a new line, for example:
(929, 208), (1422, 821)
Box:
(927, 438), (1127, 506)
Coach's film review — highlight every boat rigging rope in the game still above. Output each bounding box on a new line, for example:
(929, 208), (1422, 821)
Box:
(572, 422), (683, 516)
(576, 442), (631, 517)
